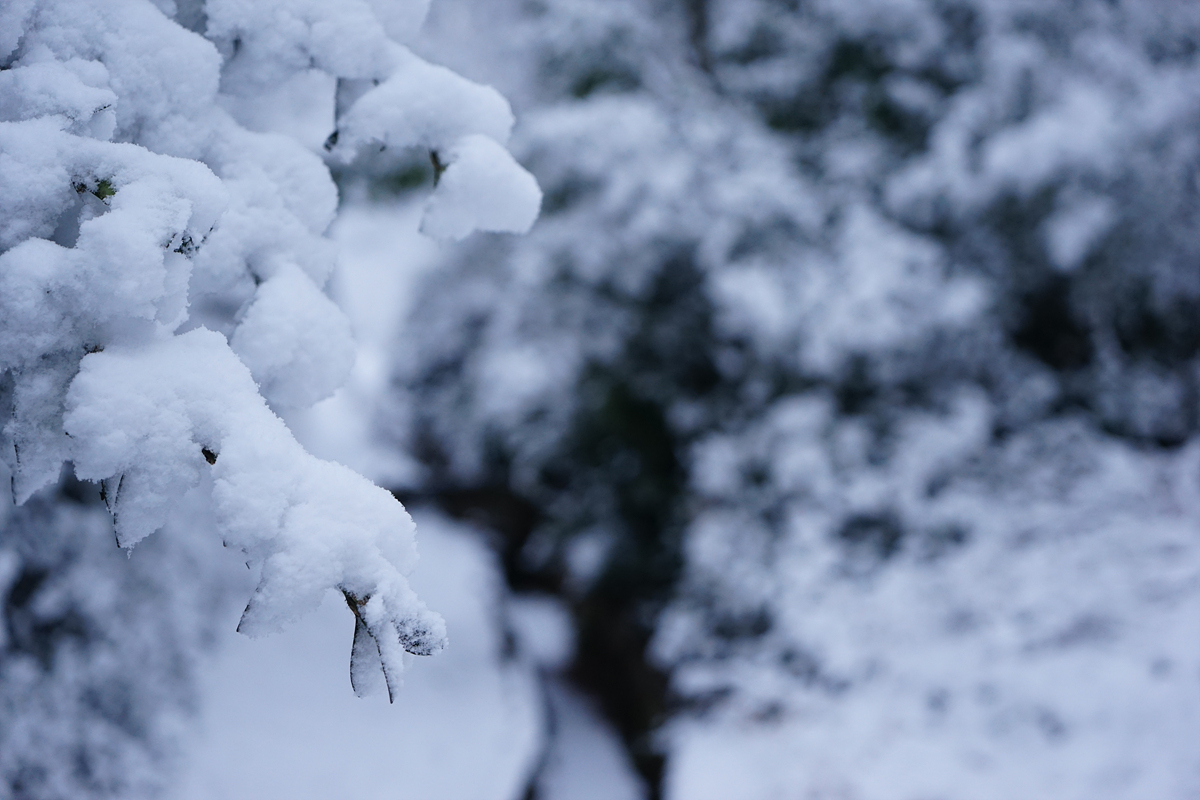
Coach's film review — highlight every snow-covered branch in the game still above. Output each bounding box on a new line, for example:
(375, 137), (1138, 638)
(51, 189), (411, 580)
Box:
(1, 0), (539, 698)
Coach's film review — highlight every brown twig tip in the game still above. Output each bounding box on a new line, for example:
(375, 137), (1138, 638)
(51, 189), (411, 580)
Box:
(430, 150), (447, 185)
(343, 589), (369, 613)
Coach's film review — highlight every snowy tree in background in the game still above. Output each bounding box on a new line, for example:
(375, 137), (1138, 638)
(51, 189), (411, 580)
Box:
(0, 0), (538, 796)
(393, 0), (1200, 797)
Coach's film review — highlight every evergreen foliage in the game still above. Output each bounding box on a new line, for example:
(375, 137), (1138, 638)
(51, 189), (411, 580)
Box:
(393, 1), (1200, 796)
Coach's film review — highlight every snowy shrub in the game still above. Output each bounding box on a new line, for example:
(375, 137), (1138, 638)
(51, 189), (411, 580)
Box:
(0, 483), (229, 800)
(1, 0), (538, 796)
(391, 0), (1200, 797)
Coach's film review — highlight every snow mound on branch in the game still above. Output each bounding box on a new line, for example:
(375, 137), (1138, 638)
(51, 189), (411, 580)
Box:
(65, 329), (445, 697)
(230, 264), (356, 409)
(422, 134), (543, 240)
(331, 47), (515, 152)
(328, 47), (540, 238)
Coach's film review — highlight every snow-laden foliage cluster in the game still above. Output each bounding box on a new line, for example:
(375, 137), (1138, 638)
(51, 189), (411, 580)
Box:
(393, 0), (1200, 796)
(0, 485), (230, 800)
(2, 0), (538, 795)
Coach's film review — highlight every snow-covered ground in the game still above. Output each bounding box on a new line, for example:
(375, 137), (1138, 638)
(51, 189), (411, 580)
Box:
(171, 510), (542, 800)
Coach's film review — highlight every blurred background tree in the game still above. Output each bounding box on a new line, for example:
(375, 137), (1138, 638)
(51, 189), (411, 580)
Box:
(374, 0), (1200, 797)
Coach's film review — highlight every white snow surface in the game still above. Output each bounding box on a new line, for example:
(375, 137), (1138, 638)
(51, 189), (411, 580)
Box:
(171, 509), (542, 800)
(536, 680), (648, 800)
(659, 404), (1200, 800)
(421, 134), (543, 241)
